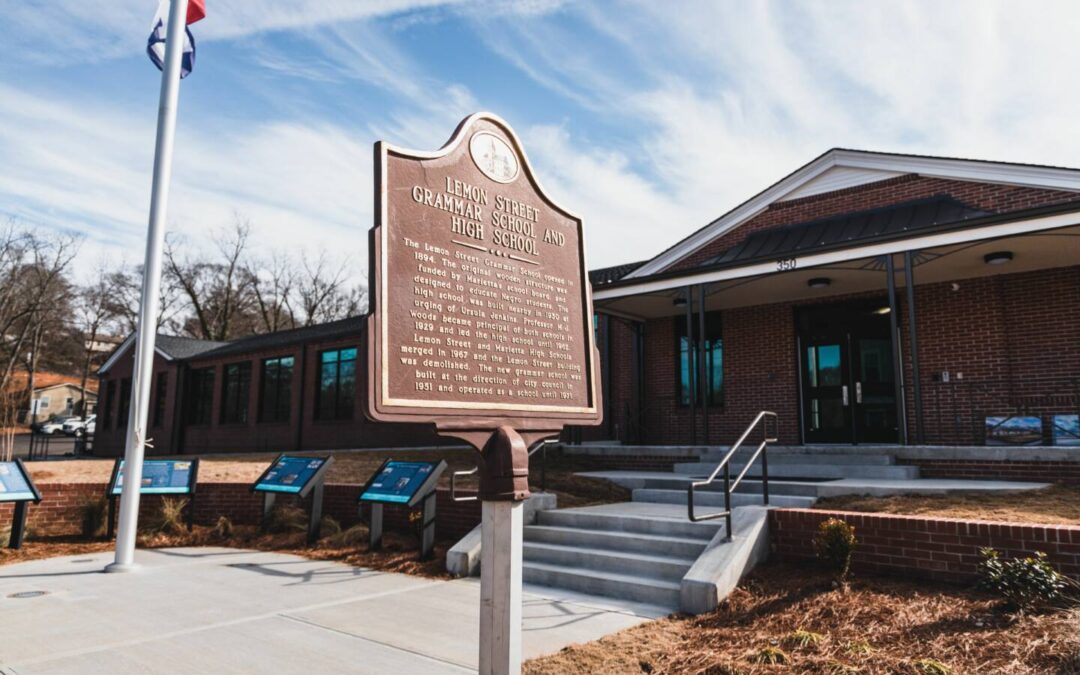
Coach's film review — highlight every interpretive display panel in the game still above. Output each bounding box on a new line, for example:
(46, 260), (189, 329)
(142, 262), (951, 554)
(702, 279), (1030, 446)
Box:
(252, 455), (332, 497)
(985, 416), (1043, 446)
(108, 459), (199, 496)
(360, 460), (446, 506)
(0, 461), (40, 503)
(368, 113), (601, 429)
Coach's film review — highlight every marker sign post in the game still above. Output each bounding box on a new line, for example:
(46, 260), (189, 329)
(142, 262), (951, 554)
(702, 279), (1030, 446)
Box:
(359, 459), (447, 559)
(106, 458), (200, 539)
(0, 460), (42, 549)
(251, 454), (334, 545)
(367, 113), (602, 675)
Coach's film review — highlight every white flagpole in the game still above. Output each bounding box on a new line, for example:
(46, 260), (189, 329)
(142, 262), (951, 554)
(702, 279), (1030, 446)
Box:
(106, 0), (190, 573)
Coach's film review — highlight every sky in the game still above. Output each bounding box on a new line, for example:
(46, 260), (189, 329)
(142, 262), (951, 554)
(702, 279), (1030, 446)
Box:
(4, 0), (1080, 284)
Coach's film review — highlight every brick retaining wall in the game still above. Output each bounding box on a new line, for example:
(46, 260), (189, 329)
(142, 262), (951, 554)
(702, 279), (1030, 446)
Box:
(769, 508), (1080, 583)
(1, 483), (481, 542)
(901, 459), (1080, 485)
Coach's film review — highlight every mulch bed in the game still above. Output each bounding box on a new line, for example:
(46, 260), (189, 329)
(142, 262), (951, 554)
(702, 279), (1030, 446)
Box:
(524, 562), (1080, 674)
(815, 484), (1080, 527)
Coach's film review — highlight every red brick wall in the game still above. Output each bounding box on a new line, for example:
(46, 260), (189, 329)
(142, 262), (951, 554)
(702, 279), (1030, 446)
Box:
(901, 460), (1080, 485)
(769, 508), (1080, 583)
(671, 174), (1080, 271)
(2, 483), (481, 542)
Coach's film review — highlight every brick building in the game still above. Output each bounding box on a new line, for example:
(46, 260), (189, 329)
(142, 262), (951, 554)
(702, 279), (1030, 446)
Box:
(589, 149), (1080, 449)
(95, 318), (440, 456)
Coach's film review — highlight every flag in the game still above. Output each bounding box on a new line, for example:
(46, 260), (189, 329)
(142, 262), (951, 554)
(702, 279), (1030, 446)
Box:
(147, 0), (206, 78)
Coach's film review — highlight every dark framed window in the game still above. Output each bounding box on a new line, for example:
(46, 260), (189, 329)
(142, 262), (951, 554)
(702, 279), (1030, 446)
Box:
(103, 380), (116, 429)
(117, 378), (132, 428)
(186, 367), (215, 425)
(221, 362), (252, 424)
(316, 347), (357, 421)
(676, 312), (723, 406)
(153, 372), (168, 428)
(259, 356), (294, 423)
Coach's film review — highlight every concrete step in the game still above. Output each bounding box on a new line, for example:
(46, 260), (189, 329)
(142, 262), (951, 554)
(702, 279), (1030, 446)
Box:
(522, 541), (694, 581)
(633, 475), (825, 497)
(672, 461), (919, 480)
(524, 523), (710, 559)
(632, 488), (817, 509)
(522, 560), (682, 608)
(536, 506), (720, 540)
(700, 451), (895, 465)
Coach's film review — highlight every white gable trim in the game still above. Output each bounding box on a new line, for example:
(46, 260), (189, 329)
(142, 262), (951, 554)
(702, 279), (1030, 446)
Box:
(97, 334), (174, 375)
(628, 149), (1080, 278)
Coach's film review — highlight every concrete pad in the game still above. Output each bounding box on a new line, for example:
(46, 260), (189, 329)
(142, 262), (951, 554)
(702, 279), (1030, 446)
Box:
(0, 547), (656, 674)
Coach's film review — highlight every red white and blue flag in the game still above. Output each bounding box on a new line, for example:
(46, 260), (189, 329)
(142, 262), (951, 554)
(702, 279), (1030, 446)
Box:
(147, 0), (206, 78)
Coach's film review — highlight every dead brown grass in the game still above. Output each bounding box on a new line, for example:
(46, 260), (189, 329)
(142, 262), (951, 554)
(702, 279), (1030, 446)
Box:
(524, 563), (1080, 675)
(815, 484), (1080, 527)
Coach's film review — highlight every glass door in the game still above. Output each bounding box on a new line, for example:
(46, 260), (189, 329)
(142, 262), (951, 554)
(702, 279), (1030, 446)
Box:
(803, 340), (851, 443)
(853, 337), (898, 443)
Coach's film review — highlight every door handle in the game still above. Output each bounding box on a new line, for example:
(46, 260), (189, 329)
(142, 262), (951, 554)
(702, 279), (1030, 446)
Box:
(855, 382), (862, 404)
(841, 385), (849, 406)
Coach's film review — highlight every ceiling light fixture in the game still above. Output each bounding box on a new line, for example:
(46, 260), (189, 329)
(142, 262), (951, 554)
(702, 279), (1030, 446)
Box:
(807, 277), (831, 289)
(983, 251), (1013, 266)
(673, 295), (687, 307)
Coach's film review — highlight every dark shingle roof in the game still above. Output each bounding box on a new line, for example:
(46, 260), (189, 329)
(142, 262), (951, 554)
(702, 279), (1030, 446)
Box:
(589, 260), (647, 286)
(155, 335), (230, 359)
(197, 316), (365, 359)
(708, 195), (990, 267)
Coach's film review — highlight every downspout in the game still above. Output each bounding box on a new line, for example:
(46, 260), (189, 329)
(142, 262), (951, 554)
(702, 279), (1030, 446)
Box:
(294, 342), (308, 453)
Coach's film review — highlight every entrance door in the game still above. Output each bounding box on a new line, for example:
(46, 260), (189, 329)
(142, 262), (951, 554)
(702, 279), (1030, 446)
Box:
(798, 302), (899, 444)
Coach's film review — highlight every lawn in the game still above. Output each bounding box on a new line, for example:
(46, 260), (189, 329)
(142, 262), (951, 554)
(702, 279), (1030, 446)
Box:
(814, 484), (1080, 527)
(523, 562), (1080, 674)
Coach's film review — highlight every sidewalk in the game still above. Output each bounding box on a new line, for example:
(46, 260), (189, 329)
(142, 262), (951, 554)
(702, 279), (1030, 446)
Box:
(0, 547), (666, 674)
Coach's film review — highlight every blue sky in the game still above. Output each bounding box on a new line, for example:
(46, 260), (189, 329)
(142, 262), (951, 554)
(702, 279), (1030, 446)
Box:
(3, 0), (1080, 282)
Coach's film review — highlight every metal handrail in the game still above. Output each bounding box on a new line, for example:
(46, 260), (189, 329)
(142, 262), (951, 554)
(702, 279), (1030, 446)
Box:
(449, 438), (559, 502)
(688, 411), (778, 540)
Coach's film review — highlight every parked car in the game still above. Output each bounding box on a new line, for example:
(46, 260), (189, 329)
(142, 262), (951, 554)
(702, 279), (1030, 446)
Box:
(64, 415), (96, 437)
(36, 416), (77, 435)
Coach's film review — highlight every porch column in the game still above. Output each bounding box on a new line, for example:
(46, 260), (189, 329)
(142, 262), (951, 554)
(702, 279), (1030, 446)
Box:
(884, 255), (909, 445)
(903, 251), (925, 444)
(684, 286), (697, 445)
(697, 284), (709, 445)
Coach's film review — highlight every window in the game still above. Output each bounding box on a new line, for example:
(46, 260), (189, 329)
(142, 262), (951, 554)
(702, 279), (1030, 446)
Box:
(153, 372), (168, 428)
(117, 378), (132, 428)
(259, 356), (294, 423)
(316, 347), (357, 420)
(675, 312), (723, 406)
(220, 362), (252, 424)
(103, 380), (115, 429)
(38, 396), (50, 410)
(186, 367), (215, 425)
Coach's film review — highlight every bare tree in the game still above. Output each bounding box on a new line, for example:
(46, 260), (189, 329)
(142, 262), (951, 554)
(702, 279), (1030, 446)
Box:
(294, 249), (365, 325)
(248, 250), (297, 333)
(74, 264), (119, 420)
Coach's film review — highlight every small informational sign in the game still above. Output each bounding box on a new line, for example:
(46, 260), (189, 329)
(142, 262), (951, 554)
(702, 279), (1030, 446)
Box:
(252, 455), (331, 496)
(108, 459), (199, 496)
(1053, 415), (1080, 447)
(360, 460), (447, 506)
(985, 416), (1043, 446)
(0, 460), (41, 503)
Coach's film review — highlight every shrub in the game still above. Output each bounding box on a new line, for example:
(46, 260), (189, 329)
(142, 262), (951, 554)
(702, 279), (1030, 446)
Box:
(751, 646), (789, 665)
(783, 628), (824, 649)
(976, 547), (1067, 610)
(144, 497), (189, 536)
(911, 658), (952, 674)
(261, 504), (307, 534)
(319, 516), (342, 539)
(80, 497), (109, 539)
(324, 524), (368, 548)
(212, 515), (234, 540)
(814, 518), (857, 581)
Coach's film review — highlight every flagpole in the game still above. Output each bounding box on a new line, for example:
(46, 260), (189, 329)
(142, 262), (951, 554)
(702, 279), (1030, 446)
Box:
(106, 0), (190, 573)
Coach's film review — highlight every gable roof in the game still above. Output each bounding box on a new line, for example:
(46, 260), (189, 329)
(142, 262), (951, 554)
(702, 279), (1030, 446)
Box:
(589, 260), (647, 287)
(98, 334), (228, 375)
(628, 148), (1080, 278)
(197, 316), (364, 360)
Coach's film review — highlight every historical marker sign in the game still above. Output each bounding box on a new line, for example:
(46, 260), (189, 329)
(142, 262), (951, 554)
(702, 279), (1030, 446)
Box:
(367, 113), (602, 435)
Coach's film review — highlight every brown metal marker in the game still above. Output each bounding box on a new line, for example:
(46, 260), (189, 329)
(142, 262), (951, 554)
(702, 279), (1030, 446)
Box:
(366, 113), (602, 674)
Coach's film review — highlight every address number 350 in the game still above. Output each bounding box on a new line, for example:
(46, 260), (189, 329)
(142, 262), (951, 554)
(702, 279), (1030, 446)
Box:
(776, 257), (797, 271)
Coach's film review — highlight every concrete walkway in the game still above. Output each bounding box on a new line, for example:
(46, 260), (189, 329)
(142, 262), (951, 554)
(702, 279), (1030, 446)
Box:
(0, 548), (666, 674)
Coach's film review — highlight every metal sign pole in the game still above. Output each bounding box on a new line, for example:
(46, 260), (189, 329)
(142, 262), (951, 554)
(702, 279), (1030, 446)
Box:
(106, 0), (189, 574)
(479, 500), (524, 675)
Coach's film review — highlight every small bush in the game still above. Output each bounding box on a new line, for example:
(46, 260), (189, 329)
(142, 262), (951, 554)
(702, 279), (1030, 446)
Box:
(319, 516), (342, 539)
(976, 547), (1067, 610)
(751, 646), (789, 665)
(261, 504), (307, 534)
(141, 497), (189, 536)
(0, 524), (10, 545)
(911, 658), (952, 674)
(324, 524), (368, 548)
(815, 518), (857, 581)
(783, 628), (824, 649)
(80, 497), (109, 539)
(212, 516), (234, 540)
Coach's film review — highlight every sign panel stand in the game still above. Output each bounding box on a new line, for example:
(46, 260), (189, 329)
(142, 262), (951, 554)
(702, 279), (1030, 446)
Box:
(359, 459), (446, 560)
(0, 459), (43, 550)
(251, 454), (334, 546)
(104, 458), (200, 540)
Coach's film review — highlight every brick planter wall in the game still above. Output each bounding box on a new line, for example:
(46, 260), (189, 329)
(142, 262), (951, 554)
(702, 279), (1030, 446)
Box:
(901, 459), (1080, 485)
(769, 508), (1080, 583)
(1, 483), (481, 542)
(562, 453), (699, 472)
